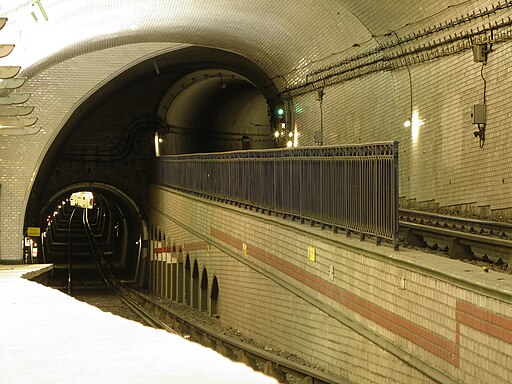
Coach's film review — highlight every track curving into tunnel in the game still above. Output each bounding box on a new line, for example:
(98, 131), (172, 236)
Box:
(38, 191), (344, 384)
(41, 195), (177, 329)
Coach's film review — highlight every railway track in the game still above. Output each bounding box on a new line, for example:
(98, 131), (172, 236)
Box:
(115, 283), (349, 384)
(81, 275), (348, 384)
(56, 200), (512, 382)
(58, 203), (347, 384)
(79, 207), (180, 334)
(399, 208), (512, 267)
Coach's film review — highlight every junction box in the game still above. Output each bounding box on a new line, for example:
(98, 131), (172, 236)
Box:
(471, 104), (486, 125)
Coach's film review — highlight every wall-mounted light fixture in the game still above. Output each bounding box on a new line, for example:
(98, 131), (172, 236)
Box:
(404, 111), (423, 145)
(0, 44), (14, 58)
(32, 0), (49, 22)
(219, 74), (226, 89)
(154, 133), (161, 156)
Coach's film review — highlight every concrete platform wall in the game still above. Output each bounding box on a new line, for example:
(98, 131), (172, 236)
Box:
(148, 185), (512, 384)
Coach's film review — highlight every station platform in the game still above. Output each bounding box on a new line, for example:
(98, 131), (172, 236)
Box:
(0, 264), (277, 384)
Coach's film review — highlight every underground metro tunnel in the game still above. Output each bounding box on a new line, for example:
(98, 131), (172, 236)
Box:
(23, 46), (282, 281)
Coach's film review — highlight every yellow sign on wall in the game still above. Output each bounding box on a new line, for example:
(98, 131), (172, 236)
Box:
(27, 227), (40, 236)
(307, 245), (316, 262)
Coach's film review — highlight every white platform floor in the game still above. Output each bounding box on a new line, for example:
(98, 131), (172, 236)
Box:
(0, 265), (277, 384)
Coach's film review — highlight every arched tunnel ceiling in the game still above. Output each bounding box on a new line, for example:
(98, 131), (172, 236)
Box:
(163, 75), (256, 126)
(31, 46), (280, 188)
(2, 0), (474, 86)
(23, 45), (279, 228)
(6, 0), (483, 226)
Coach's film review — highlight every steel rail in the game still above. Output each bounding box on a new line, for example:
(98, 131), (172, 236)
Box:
(401, 221), (512, 254)
(401, 220), (512, 246)
(80, 207), (179, 334)
(110, 285), (179, 334)
(119, 285), (350, 384)
(66, 208), (76, 295)
(400, 208), (512, 234)
(399, 209), (512, 260)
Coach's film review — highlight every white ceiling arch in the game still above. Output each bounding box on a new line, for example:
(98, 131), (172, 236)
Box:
(0, 0), (492, 89)
(0, 0), (370, 85)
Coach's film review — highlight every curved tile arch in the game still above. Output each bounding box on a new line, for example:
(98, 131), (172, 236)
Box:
(2, 0), (372, 89)
(332, 0), (478, 37)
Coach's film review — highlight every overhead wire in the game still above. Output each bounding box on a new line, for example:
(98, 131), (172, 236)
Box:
(278, 1), (512, 97)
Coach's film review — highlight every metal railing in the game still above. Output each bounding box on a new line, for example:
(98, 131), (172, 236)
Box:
(153, 142), (399, 249)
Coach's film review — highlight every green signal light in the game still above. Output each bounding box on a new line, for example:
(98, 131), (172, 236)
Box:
(277, 107), (285, 116)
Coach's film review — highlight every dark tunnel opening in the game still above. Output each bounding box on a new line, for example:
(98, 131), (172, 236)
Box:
(157, 69), (275, 155)
(38, 185), (146, 289)
(22, 46), (281, 287)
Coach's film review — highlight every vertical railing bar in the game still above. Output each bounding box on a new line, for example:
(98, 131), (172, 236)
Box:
(393, 141), (400, 250)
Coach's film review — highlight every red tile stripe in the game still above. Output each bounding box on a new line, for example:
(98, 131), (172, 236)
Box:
(211, 228), (243, 250)
(185, 241), (209, 251)
(456, 301), (512, 344)
(211, 228), (460, 366)
(153, 241), (208, 254)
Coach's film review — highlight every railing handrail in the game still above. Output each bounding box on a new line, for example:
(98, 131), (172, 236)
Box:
(158, 141), (398, 159)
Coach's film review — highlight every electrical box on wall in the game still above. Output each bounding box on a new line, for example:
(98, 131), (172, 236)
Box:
(472, 44), (487, 63)
(314, 131), (323, 144)
(315, 88), (324, 101)
(471, 104), (486, 124)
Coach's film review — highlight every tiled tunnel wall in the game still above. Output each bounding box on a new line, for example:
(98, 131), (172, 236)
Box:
(2, 2), (512, 257)
(0, 43), (176, 262)
(290, 23), (512, 216)
(149, 186), (512, 384)
(35, 74), (170, 223)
